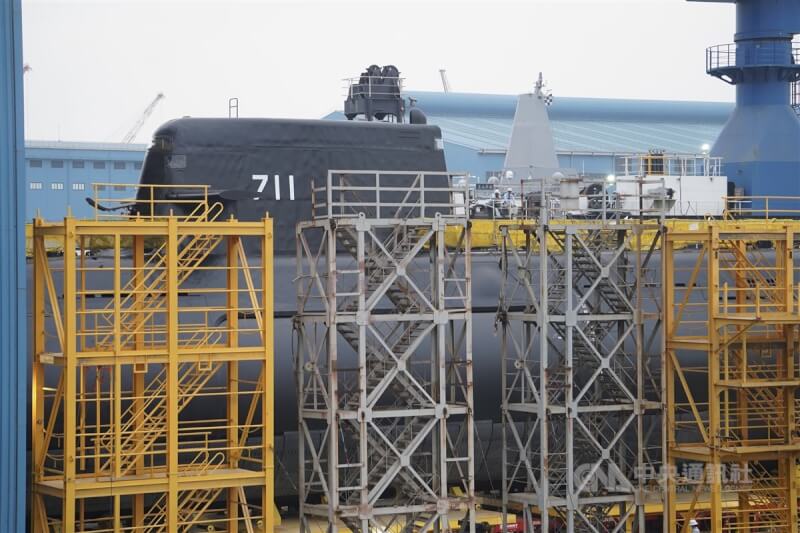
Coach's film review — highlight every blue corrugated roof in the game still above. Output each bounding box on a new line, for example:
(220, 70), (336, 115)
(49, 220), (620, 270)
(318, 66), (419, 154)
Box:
(26, 140), (148, 152)
(327, 91), (734, 155)
(430, 116), (725, 153)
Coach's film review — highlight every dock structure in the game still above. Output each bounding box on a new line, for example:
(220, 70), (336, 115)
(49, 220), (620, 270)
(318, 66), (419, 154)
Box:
(665, 222), (800, 531)
(30, 186), (274, 532)
(498, 178), (665, 532)
(294, 171), (475, 532)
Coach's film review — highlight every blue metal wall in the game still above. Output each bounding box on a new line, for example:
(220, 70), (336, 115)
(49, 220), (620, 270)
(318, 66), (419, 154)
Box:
(0, 0), (26, 529)
(24, 142), (145, 220)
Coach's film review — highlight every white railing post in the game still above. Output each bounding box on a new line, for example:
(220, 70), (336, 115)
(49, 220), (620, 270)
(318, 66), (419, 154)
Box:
(420, 173), (425, 218)
(375, 172), (381, 220)
(327, 171), (333, 220)
(311, 179), (316, 219)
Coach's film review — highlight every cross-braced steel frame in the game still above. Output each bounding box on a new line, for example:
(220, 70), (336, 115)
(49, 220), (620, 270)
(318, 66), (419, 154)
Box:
(295, 171), (475, 532)
(499, 220), (663, 532)
(31, 200), (274, 533)
(665, 224), (800, 532)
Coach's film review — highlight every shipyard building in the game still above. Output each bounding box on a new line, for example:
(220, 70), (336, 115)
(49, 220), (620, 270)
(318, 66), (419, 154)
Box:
(23, 140), (145, 219)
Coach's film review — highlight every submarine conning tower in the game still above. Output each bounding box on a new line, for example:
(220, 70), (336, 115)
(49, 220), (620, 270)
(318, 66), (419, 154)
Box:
(691, 0), (800, 207)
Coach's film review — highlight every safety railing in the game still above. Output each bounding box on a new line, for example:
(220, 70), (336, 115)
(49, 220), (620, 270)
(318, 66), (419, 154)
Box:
(793, 81), (800, 116)
(91, 183), (212, 221)
(616, 153), (723, 177)
(707, 42), (800, 72)
(723, 196), (800, 219)
(311, 170), (470, 220)
(344, 74), (404, 99)
(514, 175), (669, 222)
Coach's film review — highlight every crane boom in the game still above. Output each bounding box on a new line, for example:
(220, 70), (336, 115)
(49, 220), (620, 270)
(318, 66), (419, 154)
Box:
(122, 92), (165, 143)
(439, 69), (451, 93)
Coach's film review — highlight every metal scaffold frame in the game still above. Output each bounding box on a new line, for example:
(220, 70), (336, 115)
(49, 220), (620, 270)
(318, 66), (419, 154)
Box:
(294, 171), (475, 532)
(498, 178), (665, 532)
(31, 189), (274, 533)
(665, 223), (800, 532)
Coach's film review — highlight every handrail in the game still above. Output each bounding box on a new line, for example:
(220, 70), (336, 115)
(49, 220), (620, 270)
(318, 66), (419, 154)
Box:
(615, 153), (723, 177)
(343, 75), (405, 99)
(312, 170), (470, 221)
(707, 42), (800, 71)
(793, 80), (800, 116)
(522, 175), (669, 222)
(91, 183), (211, 221)
(93, 201), (225, 350)
(723, 195), (800, 220)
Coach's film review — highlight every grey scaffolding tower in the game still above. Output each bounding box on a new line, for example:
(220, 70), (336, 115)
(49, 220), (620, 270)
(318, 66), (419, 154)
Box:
(499, 178), (664, 532)
(295, 171), (475, 532)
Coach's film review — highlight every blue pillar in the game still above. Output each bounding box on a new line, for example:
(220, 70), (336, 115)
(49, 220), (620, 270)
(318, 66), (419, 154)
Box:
(0, 0), (26, 530)
(691, 0), (800, 208)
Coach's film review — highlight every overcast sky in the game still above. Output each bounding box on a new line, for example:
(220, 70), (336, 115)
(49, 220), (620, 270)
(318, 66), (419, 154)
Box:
(21, 0), (736, 143)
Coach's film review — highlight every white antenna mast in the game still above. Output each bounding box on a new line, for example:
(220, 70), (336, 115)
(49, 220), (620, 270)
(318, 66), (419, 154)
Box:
(535, 72), (554, 106)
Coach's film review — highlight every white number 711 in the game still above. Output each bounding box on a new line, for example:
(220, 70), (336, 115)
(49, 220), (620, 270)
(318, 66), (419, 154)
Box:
(252, 174), (295, 200)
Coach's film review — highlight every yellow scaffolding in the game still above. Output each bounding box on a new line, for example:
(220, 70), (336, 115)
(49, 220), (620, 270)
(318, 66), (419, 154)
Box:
(665, 222), (800, 532)
(31, 192), (274, 533)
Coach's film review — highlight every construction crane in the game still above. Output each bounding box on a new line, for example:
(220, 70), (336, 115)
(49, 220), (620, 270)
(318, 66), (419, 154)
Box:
(122, 92), (164, 143)
(439, 69), (451, 92)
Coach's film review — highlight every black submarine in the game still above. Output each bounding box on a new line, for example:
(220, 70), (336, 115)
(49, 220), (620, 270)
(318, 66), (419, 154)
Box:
(121, 66), (514, 495)
(111, 66), (707, 500)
